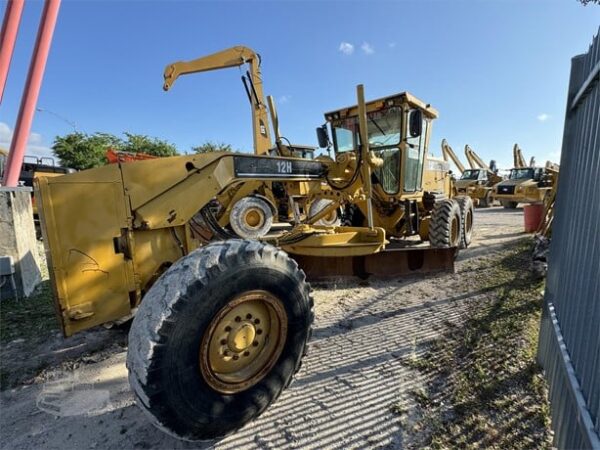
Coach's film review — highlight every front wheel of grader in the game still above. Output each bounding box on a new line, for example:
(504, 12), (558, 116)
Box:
(428, 198), (462, 248)
(454, 195), (474, 248)
(127, 239), (313, 441)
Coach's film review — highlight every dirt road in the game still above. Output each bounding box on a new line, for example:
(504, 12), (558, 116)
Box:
(0, 207), (527, 450)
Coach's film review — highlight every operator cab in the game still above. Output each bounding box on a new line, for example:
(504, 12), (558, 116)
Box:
(508, 167), (543, 181)
(460, 169), (488, 182)
(316, 92), (438, 195)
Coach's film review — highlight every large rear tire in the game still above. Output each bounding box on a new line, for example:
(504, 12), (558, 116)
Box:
(429, 199), (462, 248)
(454, 195), (474, 248)
(127, 240), (313, 441)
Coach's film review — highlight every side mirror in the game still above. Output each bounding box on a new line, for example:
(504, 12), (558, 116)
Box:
(316, 125), (329, 148)
(409, 110), (423, 138)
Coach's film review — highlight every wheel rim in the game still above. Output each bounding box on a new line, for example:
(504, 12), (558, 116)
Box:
(451, 215), (460, 245)
(199, 290), (287, 394)
(465, 209), (473, 234)
(243, 208), (265, 229)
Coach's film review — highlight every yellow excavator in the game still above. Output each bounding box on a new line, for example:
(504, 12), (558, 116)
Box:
(35, 83), (472, 441)
(494, 144), (559, 208)
(163, 46), (330, 240)
(462, 144), (503, 207)
(441, 140), (501, 207)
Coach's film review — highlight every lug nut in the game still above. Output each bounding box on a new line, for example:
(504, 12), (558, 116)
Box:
(233, 355), (239, 361)
(254, 318), (260, 324)
(220, 339), (227, 345)
(246, 313), (252, 319)
(225, 326), (231, 332)
(252, 341), (259, 347)
(235, 316), (241, 322)
(243, 351), (250, 356)
(224, 350), (230, 356)
(256, 329), (263, 335)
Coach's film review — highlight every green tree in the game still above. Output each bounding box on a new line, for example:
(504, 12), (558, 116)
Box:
(52, 132), (179, 170)
(192, 141), (234, 154)
(121, 133), (178, 157)
(52, 132), (121, 170)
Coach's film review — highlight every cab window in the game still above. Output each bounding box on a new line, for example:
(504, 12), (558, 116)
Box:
(369, 107), (402, 194)
(403, 110), (428, 192)
(332, 118), (359, 153)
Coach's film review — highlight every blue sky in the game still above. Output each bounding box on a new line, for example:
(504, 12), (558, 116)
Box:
(1, 0), (598, 170)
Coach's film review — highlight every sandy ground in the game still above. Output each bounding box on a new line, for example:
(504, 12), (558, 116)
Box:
(0, 207), (527, 450)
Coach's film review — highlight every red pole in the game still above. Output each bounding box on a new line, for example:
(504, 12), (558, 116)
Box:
(2, 0), (61, 187)
(0, 0), (25, 103)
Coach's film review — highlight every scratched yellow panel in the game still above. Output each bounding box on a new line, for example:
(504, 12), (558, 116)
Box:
(36, 166), (135, 336)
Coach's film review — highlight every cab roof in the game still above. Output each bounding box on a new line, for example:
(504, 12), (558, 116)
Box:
(324, 92), (439, 121)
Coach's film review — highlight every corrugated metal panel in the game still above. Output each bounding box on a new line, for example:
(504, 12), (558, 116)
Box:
(537, 28), (600, 450)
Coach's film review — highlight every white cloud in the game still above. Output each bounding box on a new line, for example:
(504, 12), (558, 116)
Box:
(0, 121), (53, 159)
(338, 42), (354, 55)
(29, 132), (43, 145)
(388, 42), (397, 49)
(537, 113), (550, 122)
(361, 42), (375, 55)
(279, 95), (291, 104)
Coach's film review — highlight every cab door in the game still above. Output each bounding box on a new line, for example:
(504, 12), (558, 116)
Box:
(403, 109), (428, 192)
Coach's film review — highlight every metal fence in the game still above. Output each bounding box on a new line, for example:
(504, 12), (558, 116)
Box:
(537, 29), (600, 450)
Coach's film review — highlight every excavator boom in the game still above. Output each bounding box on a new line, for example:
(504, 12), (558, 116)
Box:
(513, 143), (527, 168)
(441, 139), (465, 173)
(464, 144), (503, 184)
(464, 145), (490, 171)
(163, 46), (272, 155)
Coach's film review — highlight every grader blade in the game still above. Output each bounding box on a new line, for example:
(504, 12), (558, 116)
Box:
(292, 244), (457, 281)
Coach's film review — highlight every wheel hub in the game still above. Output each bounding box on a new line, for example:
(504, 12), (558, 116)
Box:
(244, 208), (264, 229)
(199, 291), (287, 394)
(228, 322), (256, 352)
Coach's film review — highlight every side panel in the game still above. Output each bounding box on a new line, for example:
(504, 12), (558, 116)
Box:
(233, 155), (325, 179)
(131, 227), (186, 295)
(423, 158), (451, 194)
(36, 165), (136, 336)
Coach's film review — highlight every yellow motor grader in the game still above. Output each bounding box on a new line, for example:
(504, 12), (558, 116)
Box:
(494, 144), (559, 208)
(441, 140), (502, 207)
(35, 84), (473, 441)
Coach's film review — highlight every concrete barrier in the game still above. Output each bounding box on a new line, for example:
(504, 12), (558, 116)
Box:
(0, 187), (42, 298)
